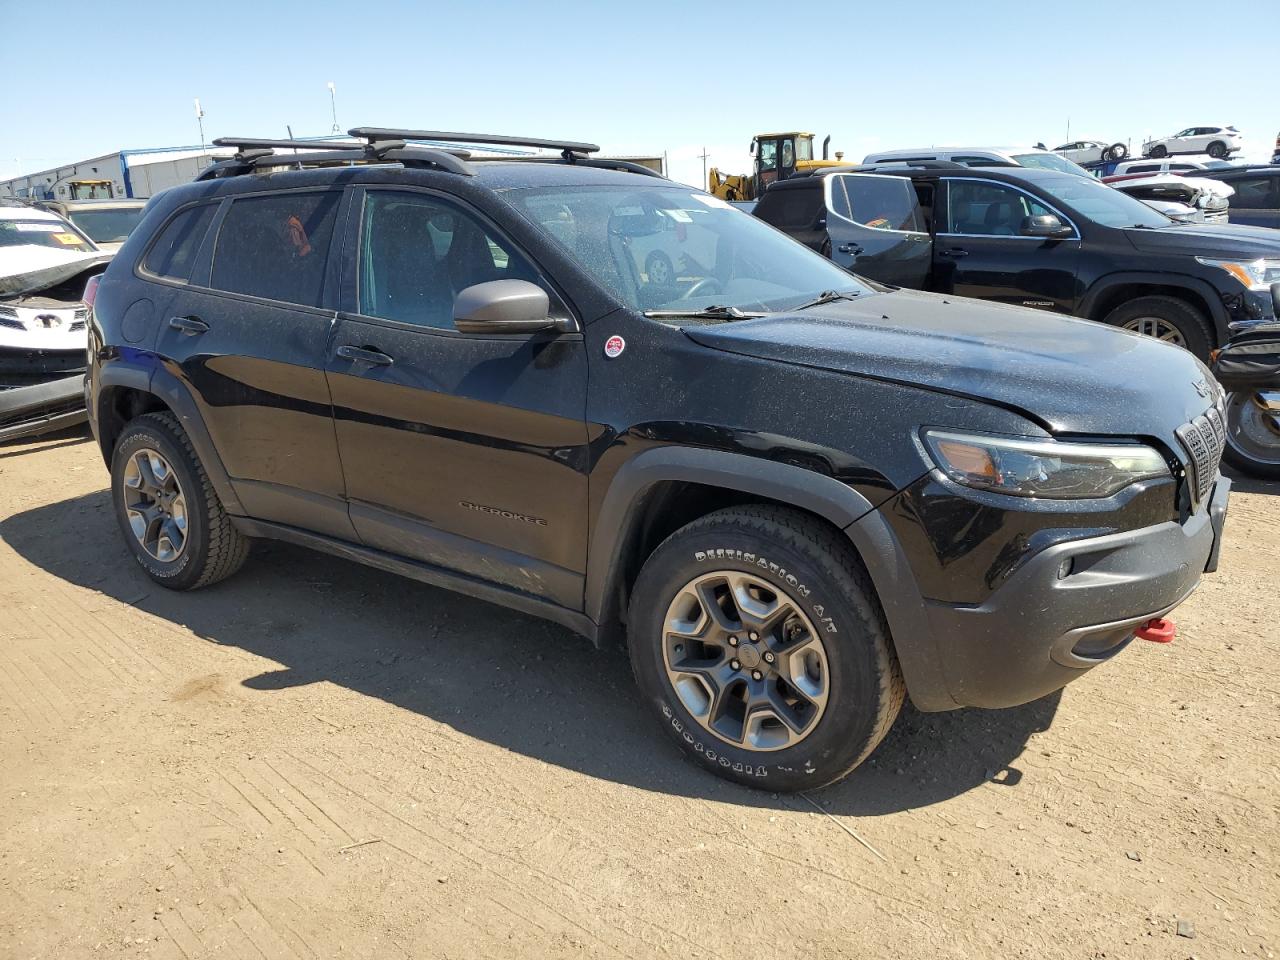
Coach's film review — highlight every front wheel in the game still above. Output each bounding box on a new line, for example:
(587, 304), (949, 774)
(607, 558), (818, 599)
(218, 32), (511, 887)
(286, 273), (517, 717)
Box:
(1105, 142), (1128, 162)
(1149, 144), (1168, 159)
(1222, 391), (1280, 479)
(628, 505), (904, 792)
(1105, 295), (1214, 361)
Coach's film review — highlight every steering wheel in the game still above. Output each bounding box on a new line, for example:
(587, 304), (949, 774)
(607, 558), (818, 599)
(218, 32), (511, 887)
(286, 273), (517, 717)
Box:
(681, 277), (723, 300)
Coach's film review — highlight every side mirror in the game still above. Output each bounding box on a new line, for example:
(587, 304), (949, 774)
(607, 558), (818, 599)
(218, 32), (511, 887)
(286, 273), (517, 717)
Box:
(453, 279), (573, 335)
(1019, 214), (1073, 238)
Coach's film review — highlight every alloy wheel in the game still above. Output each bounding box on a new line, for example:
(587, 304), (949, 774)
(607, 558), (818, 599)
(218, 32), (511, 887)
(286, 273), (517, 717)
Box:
(1122, 316), (1185, 346)
(1225, 392), (1280, 466)
(662, 570), (829, 751)
(122, 447), (189, 562)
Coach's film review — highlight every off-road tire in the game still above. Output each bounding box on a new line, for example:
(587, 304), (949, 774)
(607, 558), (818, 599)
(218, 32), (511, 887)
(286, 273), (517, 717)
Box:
(1104, 294), (1215, 361)
(628, 504), (904, 791)
(111, 412), (249, 590)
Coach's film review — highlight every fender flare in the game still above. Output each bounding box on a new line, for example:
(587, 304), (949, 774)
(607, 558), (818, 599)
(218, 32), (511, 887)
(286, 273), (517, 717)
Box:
(1081, 271), (1228, 342)
(585, 446), (877, 626)
(105, 364), (245, 516)
(585, 445), (955, 710)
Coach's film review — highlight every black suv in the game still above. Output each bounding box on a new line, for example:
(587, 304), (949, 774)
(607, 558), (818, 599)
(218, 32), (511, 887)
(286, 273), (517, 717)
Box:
(87, 130), (1230, 791)
(754, 164), (1280, 359)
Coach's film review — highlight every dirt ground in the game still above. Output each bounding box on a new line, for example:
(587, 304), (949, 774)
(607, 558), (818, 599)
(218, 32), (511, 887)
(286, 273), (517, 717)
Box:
(0, 426), (1276, 960)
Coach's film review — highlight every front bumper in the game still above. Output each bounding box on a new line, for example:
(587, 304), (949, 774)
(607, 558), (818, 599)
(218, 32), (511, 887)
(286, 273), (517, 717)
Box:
(865, 476), (1229, 711)
(0, 374), (87, 442)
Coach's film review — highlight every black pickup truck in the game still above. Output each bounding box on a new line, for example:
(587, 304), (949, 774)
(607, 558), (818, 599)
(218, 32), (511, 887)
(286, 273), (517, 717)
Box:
(754, 164), (1280, 360)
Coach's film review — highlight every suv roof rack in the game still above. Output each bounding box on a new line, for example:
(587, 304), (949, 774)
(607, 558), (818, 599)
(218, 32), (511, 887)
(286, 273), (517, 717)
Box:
(194, 128), (658, 184)
(348, 127), (601, 159)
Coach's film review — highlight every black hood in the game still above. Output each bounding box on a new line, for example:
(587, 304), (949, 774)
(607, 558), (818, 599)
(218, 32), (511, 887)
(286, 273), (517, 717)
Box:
(1124, 222), (1280, 258)
(683, 290), (1216, 439)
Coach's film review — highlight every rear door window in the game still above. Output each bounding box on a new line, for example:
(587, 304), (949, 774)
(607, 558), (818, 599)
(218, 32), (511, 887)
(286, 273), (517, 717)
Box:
(754, 187), (823, 229)
(209, 191), (341, 306)
(1228, 177), (1275, 209)
(833, 175), (926, 232)
(143, 204), (218, 281)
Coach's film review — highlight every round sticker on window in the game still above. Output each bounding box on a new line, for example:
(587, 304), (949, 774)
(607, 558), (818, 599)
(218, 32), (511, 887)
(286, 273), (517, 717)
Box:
(604, 335), (626, 359)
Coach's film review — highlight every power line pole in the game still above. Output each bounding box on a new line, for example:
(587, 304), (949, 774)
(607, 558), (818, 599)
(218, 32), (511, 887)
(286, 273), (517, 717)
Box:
(328, 82), (339, 134)
(698, 146), (710, 187)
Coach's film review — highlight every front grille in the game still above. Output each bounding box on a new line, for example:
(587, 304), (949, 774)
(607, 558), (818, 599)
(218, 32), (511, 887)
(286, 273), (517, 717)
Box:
(1176, 405), (1226, 511)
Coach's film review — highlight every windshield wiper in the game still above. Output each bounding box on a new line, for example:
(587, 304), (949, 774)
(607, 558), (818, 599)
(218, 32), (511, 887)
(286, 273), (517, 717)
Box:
(793, 289), (863, 310)
(643, 305), (767, 320)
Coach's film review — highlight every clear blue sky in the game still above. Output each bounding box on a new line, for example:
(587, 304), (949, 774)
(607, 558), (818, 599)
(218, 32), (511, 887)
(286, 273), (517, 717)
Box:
(1, 0), (1274, 187)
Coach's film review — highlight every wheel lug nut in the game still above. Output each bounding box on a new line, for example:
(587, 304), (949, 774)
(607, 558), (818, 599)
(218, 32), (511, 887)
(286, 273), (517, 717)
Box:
(751, 670), (763, 681)
(731, 659), (741, 671)
(763, 652), (775, 664)
(748, 632), (759, 641)
(728, 636), (738, 647)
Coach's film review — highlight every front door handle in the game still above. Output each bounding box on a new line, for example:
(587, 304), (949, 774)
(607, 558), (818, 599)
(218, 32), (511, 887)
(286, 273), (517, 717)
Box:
(939, 248), (969, 259)
(168, 315), (209, 335)
(836, 243), (864, 256)
(336, 344), (394, 366)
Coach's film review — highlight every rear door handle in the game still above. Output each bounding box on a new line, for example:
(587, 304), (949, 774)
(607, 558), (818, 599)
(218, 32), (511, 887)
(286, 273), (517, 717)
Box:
(836, 243), (863, 256)
(336, 344), (394, 366)
(168, 315), (209, 334)
(939, 248), (969, 259)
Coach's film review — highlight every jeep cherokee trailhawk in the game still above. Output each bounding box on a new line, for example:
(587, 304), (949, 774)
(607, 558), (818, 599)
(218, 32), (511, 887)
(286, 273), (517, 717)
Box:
(85, 129), (1230, 791)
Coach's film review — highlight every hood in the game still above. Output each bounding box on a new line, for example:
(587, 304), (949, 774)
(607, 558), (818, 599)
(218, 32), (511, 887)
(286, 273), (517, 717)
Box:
(1124, 222), (1280, 257)
(683, 290), (1215, 438)
(1, 246), (112, 297)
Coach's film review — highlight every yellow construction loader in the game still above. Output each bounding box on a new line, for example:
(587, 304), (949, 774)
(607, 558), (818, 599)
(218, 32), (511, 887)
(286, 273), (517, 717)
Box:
(708, 132), (845, 201)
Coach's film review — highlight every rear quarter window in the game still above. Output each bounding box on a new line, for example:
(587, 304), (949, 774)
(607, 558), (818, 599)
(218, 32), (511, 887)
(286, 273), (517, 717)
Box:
(209, 191), (341, 306)
(142, 203), (218, 281)
(755, 187), (823, 229)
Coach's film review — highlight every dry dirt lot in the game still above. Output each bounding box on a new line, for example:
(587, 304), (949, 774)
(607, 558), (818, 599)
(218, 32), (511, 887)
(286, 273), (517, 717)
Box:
(1, 426), (1277, 960)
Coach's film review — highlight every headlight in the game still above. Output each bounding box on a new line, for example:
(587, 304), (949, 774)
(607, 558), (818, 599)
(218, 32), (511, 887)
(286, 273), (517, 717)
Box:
(1196, 257), (1280, 291)
(923, 430), (1170, 499)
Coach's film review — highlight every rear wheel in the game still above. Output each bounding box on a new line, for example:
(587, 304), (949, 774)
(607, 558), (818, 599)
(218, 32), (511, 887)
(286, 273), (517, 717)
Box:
(1104, 142), (1128, 162)
(1207, 141), (1228, 159)
(628, 505), (904, 792)
(1105, 295), (1214, 361)
(1222, 391), (1280, 480)
(1149, 145), (1168, 159)
(110, 412), (249, 590)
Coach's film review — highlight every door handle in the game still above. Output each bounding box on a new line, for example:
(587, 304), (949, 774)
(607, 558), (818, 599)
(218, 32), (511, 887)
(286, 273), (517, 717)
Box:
(168, 315), (209, 335)
(939, 248), (969, 258)
(336, 344), (394, 366)
(836, 243), (864, 256)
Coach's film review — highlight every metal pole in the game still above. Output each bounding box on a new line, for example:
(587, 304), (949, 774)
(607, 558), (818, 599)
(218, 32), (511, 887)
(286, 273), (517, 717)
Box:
(328, 82), (339, 134)
(698, 146), (709, 186)
(194, 98), (206, 152)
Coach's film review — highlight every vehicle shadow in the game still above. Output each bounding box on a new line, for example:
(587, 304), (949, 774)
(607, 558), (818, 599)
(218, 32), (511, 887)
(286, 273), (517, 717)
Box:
(1, 489), (1060, 815)
(1222, 466), (1280, 496)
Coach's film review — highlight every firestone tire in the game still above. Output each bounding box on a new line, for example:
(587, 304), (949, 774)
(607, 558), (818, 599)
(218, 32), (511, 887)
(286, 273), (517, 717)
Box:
(628, 505), (904, 792)
(110, 412), (250, 591)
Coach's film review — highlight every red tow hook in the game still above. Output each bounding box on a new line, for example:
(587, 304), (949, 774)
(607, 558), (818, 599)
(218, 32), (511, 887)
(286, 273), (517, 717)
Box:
(1134, 617), (1176, 643)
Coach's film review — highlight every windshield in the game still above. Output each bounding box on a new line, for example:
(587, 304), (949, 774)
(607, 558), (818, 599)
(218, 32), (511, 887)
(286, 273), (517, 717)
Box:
(504, 185), (872, 316)
(1011, 152), (1093, 178)
(68, 207), (144, 244)
(0, 218), (96, 252)
(1036, 176), (1173, 229)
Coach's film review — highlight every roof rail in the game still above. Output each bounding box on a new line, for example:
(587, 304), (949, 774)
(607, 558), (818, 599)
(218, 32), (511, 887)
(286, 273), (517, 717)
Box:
(196, 140), (476, 181)
(349, 127), (600, 159)
(212, 137), (365, 154)
(474, 156), (666, 179)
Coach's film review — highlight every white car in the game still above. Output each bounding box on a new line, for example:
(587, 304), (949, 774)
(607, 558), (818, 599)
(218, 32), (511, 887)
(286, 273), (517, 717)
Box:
(861, 146), (1093, 178)
(1105, 174), (1234, 224)
(1109, 156), (1233, 177)
(1, 202), (110, 439)
(1051, 139), (1128, 165)
(1142, 126), (1243, 160)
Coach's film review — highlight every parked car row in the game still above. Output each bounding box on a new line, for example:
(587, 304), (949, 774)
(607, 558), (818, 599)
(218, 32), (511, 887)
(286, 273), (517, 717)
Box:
(752, 161), (1280, 360)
